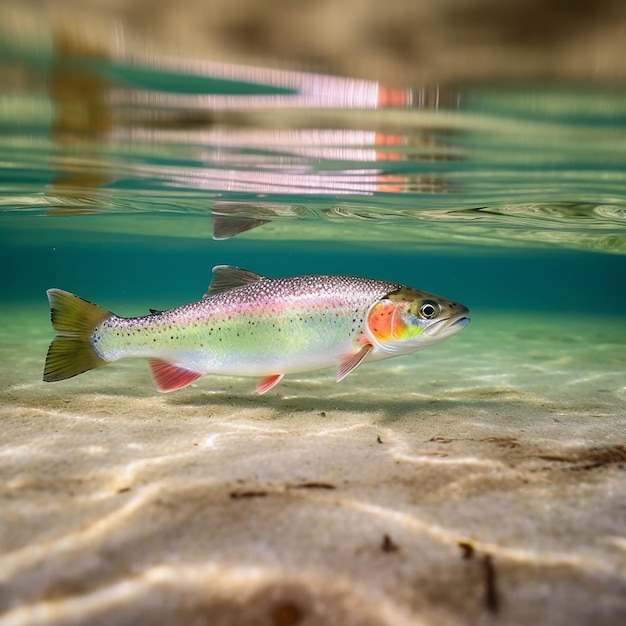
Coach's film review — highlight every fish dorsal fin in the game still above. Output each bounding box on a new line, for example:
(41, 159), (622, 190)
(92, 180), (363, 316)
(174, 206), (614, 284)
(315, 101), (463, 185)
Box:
(203, 265), (265, 298)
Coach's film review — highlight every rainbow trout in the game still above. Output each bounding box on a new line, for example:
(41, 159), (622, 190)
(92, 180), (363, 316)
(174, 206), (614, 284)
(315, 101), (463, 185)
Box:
(43, 265), (470, 394)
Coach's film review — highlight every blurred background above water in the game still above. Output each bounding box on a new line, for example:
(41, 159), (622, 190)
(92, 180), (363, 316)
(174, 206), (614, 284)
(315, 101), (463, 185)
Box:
(1, 0), (626, 309)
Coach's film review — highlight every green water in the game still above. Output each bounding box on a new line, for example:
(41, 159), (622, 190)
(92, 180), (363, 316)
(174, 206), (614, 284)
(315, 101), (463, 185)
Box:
(2, 38), (626, 381)
(1, 27), (625, 402)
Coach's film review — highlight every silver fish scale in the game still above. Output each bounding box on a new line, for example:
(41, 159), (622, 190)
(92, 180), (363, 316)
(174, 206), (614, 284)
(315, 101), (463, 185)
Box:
(194, 274), (401, 313)
(95, 275), (402, 368)
(98, 275), (401, 331)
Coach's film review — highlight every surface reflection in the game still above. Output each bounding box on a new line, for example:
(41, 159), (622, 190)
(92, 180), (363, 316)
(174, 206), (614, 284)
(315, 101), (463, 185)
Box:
(38, 22), (459, 234)
(1, 5), (625, 253)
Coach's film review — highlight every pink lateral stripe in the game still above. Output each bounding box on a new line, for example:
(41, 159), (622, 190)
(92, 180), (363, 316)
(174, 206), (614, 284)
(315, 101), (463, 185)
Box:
(149, 359), (203, 392)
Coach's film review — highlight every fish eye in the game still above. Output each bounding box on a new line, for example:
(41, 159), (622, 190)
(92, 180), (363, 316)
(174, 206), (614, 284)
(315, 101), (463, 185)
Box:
(419, 300), (440, 319)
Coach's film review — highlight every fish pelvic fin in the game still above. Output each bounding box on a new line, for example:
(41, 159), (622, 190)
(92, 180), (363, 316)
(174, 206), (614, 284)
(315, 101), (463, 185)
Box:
(256, 373), (284, 395)
(43, 289), (112, 382)
(337, 343), (373, 383)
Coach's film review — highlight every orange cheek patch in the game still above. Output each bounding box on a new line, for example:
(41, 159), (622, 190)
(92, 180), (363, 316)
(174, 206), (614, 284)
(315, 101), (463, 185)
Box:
(368, 302), (406, 341)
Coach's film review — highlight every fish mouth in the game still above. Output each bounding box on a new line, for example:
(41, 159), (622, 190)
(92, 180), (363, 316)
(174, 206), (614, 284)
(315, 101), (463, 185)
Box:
(423, 311), (471, 338)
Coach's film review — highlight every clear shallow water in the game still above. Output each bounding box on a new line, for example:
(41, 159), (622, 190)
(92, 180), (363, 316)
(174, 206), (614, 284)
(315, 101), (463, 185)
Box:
(2, 11), (626, 626)
(2, 303), (626, 626)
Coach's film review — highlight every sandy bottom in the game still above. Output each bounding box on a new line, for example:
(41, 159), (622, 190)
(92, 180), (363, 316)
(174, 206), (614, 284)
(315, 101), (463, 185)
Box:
(1, 306), (625, 626)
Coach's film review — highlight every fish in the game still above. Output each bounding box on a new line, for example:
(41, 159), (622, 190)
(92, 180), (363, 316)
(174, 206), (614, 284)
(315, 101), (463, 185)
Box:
(43, 265), (470, 394)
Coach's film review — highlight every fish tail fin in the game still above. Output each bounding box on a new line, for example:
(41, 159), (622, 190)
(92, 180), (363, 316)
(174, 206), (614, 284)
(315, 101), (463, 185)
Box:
(43, 289), (112, 382)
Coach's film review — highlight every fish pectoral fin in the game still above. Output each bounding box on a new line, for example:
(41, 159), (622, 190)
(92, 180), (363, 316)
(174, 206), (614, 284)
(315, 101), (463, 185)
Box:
(256, 374), (284, 395)
(337, 343), (373, 383)
(148, 359), (203, 392)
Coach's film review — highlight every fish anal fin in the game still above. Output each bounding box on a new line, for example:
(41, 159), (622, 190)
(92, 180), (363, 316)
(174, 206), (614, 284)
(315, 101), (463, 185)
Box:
(337, 343), (373, 383)
(256, 374), (284, 395)
(148, 359), (203, 392)
(204, 265), (265, 298)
